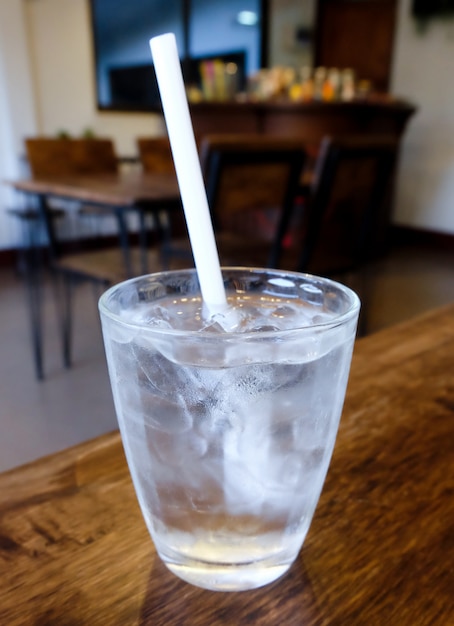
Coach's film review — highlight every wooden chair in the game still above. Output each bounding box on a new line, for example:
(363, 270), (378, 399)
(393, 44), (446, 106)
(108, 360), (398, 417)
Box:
(137, 136), (175, 174)
(25, 136), (120, 233)
(21, 137), (161, 375)
(286, 135), (399, 332)
(161, 134), (306, 269)
(25, 137), (118, 177)
(136, 136), (188, 257)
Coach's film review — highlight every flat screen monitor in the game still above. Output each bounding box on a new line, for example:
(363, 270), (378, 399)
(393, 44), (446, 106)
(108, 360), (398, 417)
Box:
(90, 0), (262, 111)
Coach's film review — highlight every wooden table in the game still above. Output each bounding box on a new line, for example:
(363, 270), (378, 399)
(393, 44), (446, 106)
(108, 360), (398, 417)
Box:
(1, 305), (453, 625)
(8, 170), (181, 270)
(6, 170), (181, 379)
(8, 169), (180, 208)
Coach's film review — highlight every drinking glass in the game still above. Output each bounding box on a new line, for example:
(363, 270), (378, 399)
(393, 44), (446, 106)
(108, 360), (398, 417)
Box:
(99, 268), (360, 591)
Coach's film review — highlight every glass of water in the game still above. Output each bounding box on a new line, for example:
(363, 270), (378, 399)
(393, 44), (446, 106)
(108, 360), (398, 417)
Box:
(99, 268), (360, 591)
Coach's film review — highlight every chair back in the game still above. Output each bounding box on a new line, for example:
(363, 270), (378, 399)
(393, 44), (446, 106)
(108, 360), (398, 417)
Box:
(295, 135), (399, 275)
(137, 136), (175, 174)
(199, 134), (306, 267)
(23, 137), (119, 262)
(25, 138), (118, 177)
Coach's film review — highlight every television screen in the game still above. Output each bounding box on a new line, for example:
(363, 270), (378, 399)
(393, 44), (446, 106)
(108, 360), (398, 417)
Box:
(108, 52), (247, 112)
(90, 0), (261, 111)
(109, 65), (160, 110)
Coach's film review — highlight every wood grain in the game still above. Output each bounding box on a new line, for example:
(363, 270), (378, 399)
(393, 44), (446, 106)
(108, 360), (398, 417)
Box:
(1, 306), (453, 625)
(25, 138), (119, 178)
(8, 170), (180, 208)
(189, 100), (416, 145)
(137, 137), (175, 175)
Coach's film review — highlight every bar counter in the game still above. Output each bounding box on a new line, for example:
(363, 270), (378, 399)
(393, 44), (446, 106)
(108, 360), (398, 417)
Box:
(190, 98), (417, 144)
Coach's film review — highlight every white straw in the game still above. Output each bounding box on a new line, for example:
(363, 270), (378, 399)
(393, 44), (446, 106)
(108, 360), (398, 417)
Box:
(150, 33), (228, 316)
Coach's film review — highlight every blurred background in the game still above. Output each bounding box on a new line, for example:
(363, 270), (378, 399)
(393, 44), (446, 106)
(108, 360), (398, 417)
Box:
(0, 0), (453, 473)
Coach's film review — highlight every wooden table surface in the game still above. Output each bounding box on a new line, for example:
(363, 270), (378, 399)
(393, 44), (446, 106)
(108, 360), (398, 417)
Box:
(7, 170), (180, 208)
(1, 305), (453, 625)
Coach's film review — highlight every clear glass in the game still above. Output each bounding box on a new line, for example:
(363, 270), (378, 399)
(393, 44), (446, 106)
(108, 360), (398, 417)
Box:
(99, 268), (360, 592)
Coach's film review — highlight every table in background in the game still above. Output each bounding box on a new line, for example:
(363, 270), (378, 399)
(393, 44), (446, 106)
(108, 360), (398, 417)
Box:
(8, 169), (181, 271)
(1, 305), (453, 625)
(6, 170), (181, 378)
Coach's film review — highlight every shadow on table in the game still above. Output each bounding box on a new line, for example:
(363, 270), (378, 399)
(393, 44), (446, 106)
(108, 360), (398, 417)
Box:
(138, 557), (323, 625)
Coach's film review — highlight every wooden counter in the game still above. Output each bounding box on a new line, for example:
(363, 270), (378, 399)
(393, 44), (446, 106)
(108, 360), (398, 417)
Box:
(1, 304), (453, 625)
(190, 99), (417, 145)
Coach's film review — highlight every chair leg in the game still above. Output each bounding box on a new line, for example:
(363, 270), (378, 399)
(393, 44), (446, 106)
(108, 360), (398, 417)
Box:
(62, 276), (73, 369)
(52, 271), (73, 369)
(19, 214), (45, 380)
(154, 210), (172, 270)
(24, 245), (45, 380)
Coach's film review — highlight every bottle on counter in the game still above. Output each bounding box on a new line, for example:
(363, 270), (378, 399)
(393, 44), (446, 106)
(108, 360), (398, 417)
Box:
(300, 66), (314, 101)
(313, 67), (327, 100)
(323, 68), (341, 101)
(341, 68), (356, 101)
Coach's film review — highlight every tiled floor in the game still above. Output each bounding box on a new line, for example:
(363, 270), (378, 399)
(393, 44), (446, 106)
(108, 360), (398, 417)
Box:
(0, 240), (453, 473)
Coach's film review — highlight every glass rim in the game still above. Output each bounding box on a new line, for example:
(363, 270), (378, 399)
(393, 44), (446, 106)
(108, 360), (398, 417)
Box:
(98, 266), (361, 338)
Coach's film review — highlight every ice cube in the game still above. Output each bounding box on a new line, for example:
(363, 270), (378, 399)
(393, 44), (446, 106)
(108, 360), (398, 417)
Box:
(119, 374), (193, 434)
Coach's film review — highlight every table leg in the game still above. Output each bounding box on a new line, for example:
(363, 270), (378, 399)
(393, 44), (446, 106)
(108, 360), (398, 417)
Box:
(116, 208), (132, 277)
(20, 214), (45, 380)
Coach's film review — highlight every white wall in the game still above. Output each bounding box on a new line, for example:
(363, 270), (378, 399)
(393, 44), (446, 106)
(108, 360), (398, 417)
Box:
(0, 0), (37, 248)
(269, 0), (316, 69)
(24, 0), (165, 156)
(390, 0), (454, 234)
